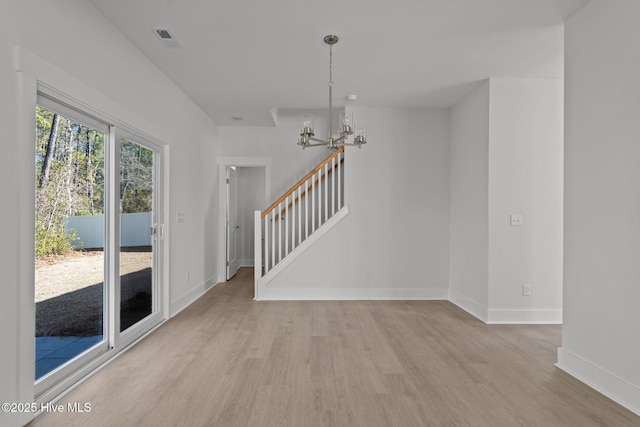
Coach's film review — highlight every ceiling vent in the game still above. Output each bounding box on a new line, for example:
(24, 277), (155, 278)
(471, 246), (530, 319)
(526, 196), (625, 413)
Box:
(153, 28), (180, 48)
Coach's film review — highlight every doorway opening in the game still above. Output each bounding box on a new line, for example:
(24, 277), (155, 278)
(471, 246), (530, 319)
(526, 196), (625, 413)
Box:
(225, 166), (267, 280)
(217, 158), (271, 289)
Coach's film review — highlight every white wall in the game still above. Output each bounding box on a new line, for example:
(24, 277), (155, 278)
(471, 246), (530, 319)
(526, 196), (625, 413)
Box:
(449, 81), (491, 319)
(219, 111), (332, 202)
(236, 167), (266, 265)
(559, 0), (640, 415)
(1, 1), (219, 425)
(254, 107), (451, 299)
(488, 78), (564, 323)
(0, 17), (21, 427)
(449, 78), (564, 323)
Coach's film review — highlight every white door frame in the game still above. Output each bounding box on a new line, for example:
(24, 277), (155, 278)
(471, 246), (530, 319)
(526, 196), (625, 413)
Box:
(217, 157), (271, 283)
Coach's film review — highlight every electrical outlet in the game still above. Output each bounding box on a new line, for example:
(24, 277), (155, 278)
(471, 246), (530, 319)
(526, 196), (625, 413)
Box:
(510, 214), (523, 226)
(186, 272), (190, 282)
(364, 269), (372, 279)
(523, 283), (531, 296)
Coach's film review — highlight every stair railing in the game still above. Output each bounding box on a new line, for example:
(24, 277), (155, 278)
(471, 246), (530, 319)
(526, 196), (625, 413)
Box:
(255, 146), (345, 278)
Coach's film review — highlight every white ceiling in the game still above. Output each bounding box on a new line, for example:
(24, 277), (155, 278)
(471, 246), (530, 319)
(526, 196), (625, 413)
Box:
(88, 0), (589, 126)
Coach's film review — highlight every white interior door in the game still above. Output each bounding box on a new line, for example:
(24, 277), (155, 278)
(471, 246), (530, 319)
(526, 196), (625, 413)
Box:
(226, 167), (239, 279)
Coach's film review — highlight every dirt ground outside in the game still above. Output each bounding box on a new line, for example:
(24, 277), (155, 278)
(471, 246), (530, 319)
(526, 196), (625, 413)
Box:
(36, 248), (153, 336)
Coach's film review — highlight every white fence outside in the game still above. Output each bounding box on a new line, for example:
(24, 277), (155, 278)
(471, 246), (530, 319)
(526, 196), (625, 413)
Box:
(66, 212), (152, 249)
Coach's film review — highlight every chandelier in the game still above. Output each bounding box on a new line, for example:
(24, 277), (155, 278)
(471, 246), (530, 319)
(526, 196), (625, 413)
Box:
(297, 35), (367, 150)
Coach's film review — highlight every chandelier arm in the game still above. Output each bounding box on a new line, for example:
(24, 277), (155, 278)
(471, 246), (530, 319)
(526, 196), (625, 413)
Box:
(308, 137), (326, 143)
(333, 134), (348, 143)
(305, 142), (328, 147)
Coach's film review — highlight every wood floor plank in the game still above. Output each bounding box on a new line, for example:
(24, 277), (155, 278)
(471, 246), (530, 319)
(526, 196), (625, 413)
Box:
(29, 268), (640, 427)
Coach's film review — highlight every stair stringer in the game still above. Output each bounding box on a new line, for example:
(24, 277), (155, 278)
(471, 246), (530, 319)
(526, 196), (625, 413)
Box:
(255, 205), (349, 300)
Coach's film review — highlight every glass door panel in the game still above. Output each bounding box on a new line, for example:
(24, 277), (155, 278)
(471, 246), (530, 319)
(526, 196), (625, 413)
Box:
(119, 138), (155, 332)
(35, 104), (107, 381)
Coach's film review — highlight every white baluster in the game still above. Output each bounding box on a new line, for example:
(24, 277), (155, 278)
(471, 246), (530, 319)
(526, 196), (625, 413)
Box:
(311, 173), (315, 233)
(332, 156), (336, 215)
(297, 186), (302, 247)
(285, 195), (289, 256)
(318, 172), (322, 227)
(264, 214), (269, 273)
(324, 164), (328, 224)
(338, 152), (342, 209)
(305, 177), (310, 239)
(278, 202), (282, 262)
(254, 211), (263, 281)
(318, 169), (322, 225)
(271, 208), (276, 268)
(291, 192), (296, 250)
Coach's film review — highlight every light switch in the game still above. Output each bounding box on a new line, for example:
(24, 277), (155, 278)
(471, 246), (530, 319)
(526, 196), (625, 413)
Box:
(177, 212), (185, 223)
(510, 214), (523, 226)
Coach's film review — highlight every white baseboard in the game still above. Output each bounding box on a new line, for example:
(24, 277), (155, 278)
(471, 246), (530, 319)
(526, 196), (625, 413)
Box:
(557, 347), (640, 416)
(448, 290), (488, 322)
(239, 259), (254, 267)
(448, 291), (562, 324)
(487, 308), (562, 324)
(256, 286), (448, 301)
(170, 276), (218, 317)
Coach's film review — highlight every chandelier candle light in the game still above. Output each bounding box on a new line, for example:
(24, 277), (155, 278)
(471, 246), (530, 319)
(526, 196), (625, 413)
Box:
(298, 35), (367, 150)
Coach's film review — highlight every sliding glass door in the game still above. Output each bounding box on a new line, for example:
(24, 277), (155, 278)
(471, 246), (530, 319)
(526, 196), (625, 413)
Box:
(35, 92), (163, 396)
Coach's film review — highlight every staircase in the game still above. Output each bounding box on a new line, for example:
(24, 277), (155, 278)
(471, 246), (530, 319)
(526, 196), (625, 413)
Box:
(254, 147), (347, 296)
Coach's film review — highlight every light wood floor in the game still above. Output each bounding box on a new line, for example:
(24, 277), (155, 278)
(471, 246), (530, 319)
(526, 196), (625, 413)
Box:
(30, 268), (639, 427)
